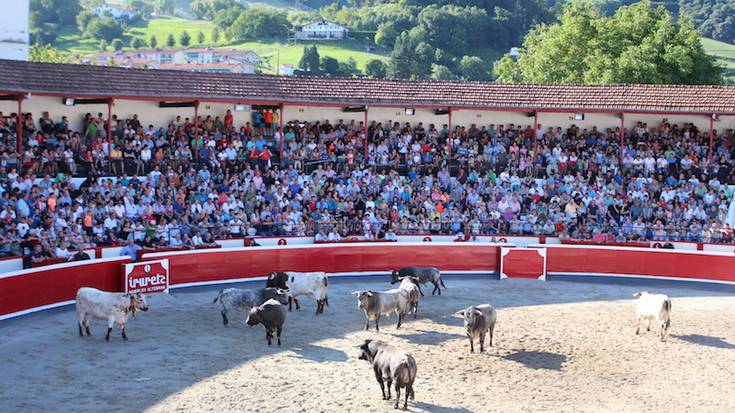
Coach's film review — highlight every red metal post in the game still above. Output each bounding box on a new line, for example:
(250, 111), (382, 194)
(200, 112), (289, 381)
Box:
(447, 107), (452, 159)
(16, 95), (23, 153)
(193, 101), (200, 160)
(279, 104), (284, 160)
(106, 99), (113, 139)
(619, 112), (625, 163)
(709, 114), (714, 163)
(533, 110), (538, 162)
(364, 107), (368, 161)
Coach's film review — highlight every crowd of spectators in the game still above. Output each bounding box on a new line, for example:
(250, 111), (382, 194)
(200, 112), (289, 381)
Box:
(1, 107), (735, 264)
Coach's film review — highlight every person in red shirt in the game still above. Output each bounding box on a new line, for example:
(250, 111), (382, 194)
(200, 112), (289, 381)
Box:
(264, 110), (273, 136)
(224, 109), (234, 130)
(248, 146), (260, 169)
(259, 146), (272, 169)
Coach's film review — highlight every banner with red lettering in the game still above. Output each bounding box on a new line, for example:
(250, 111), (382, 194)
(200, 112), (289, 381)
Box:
(123, 259), (169, 294)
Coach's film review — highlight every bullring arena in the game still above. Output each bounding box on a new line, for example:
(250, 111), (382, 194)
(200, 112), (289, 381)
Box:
(2, 242), (735, 413)
(2, 61), (735, 412)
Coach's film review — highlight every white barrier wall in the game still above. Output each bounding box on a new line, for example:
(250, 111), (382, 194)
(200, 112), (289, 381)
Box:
(0, 257), (23, 273)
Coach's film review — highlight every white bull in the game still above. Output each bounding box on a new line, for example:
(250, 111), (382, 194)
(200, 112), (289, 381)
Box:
(284, 271), (329, 315)
(75, 287), (149, 342)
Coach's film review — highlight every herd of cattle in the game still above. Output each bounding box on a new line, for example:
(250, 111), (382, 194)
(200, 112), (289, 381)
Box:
(73, 267), (673, 410)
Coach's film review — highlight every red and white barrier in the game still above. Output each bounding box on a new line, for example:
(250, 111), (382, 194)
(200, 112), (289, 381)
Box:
(0, 257), (131, 320)
(142, 242), (504, 288)
(533, 244), (735, 285)
(500, 247), (547, 281)
(3, 241), (735, 321)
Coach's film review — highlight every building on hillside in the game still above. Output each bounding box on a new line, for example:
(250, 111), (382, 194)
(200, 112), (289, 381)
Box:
(280, 64), (296, 76)
(93, 3), (138, 20)
(295, 20), (348, 40)
(85, 48), (259, 73)
(158, 61), (255, 74)
(0, 0), (29, 61)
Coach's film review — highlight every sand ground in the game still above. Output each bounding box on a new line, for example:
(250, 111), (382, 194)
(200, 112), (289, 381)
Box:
(1, 276), (734, 413)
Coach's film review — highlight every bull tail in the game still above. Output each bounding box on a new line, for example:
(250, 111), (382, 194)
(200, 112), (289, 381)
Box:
(212, 289), (224, 304)
(663, 299), (672, 329)
(322, 277), (328, 287)
(325, 294), (329, 307)
(440, 277), (446, 288)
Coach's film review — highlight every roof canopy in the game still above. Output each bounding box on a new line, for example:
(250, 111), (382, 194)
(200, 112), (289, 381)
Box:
(1, 59), (734, 114)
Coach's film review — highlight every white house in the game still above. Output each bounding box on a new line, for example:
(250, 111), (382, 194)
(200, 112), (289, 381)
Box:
(295, 20), (348, 40)
(94, 4), (138, 20)
(280, 64), (296, 76)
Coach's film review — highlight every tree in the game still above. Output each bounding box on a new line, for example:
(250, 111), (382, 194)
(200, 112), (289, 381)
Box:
(211, 27), (221, 44)
(86, 18), (124, 42)
(76, 10), (96, 33)
(112, 39), (124, 51)
(197, 31), (206, 44)
(149, 35), (158, 49)
(320, 56), (340, 75)
(494, 0), (723, 84)
(299, 45), (320, 73)
(166, 33), (176, 48)
(124, 0), (154, 17)
(680, 0), (735, 43)
(365, 59), (388, 78)
(131, 37), (146, 49)
(459, 56), (488, 81)
(431, 64), (458, 80)
(154, 0), (175, 15)
(180, 30), (191, 47)
(30, 0), (81, 26)
(99, 39), (108, 51)
(30, 44), (71, 63)
(230, 8), (291, 41)
(389, 32), (432, 79)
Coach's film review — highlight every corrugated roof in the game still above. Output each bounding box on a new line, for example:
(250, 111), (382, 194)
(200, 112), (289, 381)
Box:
(1, 59), (734, 113)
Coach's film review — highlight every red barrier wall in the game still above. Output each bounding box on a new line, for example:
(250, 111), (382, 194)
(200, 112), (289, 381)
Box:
(0, 257), (131, 319)
(143, 243), (501, 286)
(543, 245), (735, 283)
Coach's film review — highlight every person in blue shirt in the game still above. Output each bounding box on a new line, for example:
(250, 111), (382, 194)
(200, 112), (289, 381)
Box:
(119, 239), (141, 261)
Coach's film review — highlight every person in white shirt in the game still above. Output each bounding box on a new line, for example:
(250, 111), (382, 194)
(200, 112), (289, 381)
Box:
(315, 231), (328, 242)
(327, 229), (341, 241)
(54, 241), (72, 259)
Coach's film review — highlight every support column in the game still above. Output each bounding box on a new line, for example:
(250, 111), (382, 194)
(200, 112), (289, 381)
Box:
(619, 112), (625, 163)
(279, 103), (284, 160)
(709, 114), (715, 164)
(533, 110), (539, 164)
(364, 107), (369, 161)
(16, 95), (23, 153)
(447, 106), (452, 161)
(193, 101), (200, 160)
(106, 99), (113, 140)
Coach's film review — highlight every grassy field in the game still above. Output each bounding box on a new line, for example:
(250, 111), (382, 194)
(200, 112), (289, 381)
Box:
(701, 37), (735, 83)
(53, 15), (387, 72)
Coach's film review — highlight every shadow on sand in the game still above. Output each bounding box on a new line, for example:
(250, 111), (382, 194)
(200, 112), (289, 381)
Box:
(672, 334), (735, 349)
(501, 349), (567, 371)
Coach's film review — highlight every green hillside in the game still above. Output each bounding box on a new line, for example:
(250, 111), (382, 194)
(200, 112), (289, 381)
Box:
(701, 37), (735, 83)
(53, 15), (388, 73)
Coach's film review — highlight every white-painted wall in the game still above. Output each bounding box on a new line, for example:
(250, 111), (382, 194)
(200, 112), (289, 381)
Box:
(0, 0), (29, 61)
(451, 109), (530, 130)
(283, 105), (365, 125)
(626, 114), (712, 132)
(367, 107), (448, 128)
(537, 112), (622, 131)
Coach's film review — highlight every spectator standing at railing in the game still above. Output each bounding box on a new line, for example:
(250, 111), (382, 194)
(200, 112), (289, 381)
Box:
(119, 239), (141, 261)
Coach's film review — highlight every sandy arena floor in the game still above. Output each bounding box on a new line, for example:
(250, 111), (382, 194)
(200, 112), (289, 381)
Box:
(1, 276), (734, 413)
